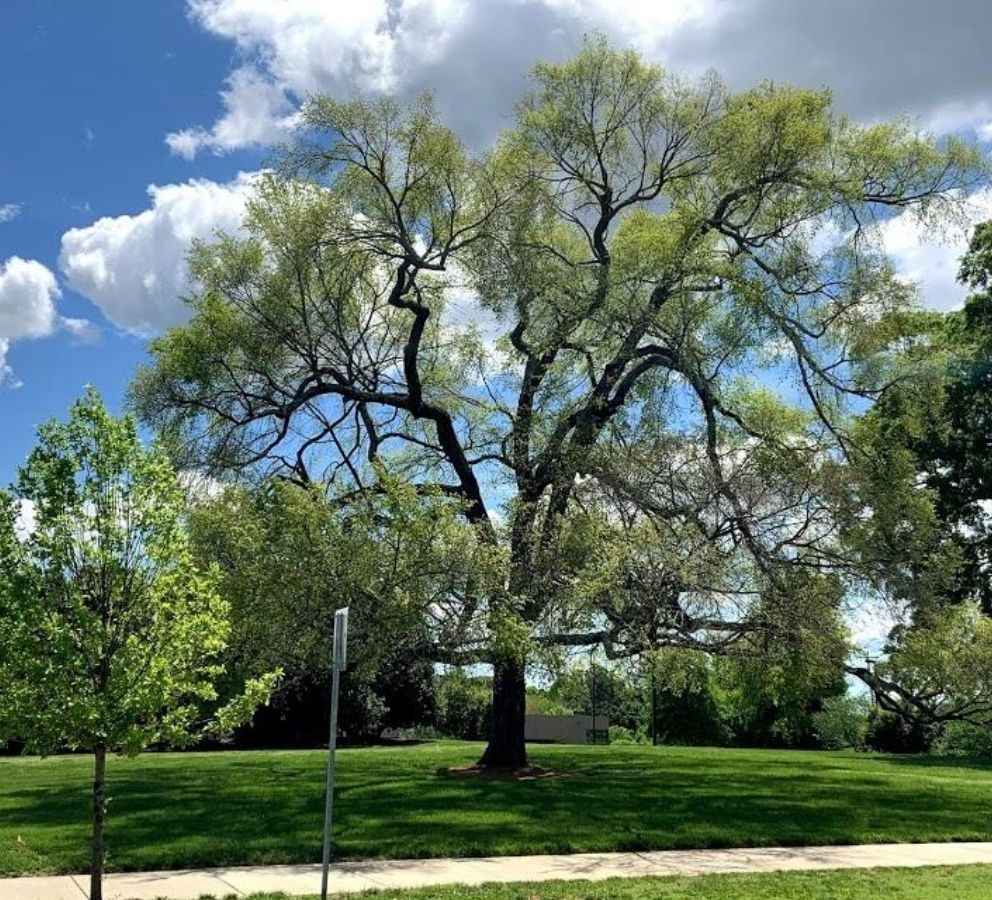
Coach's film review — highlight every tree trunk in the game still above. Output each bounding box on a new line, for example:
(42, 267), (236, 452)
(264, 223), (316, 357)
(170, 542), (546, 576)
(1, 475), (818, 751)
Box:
(479, 657), (528, 768)
(90, 745), (107, 900)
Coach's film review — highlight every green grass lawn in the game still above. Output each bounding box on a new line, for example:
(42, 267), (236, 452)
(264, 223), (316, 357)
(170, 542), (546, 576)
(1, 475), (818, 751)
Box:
(3, 742), (992, 876)
(236, 866), (992, 900)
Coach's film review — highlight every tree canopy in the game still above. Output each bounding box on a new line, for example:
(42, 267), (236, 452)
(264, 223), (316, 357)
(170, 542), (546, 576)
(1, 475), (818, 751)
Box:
(132, 38), (986, 766)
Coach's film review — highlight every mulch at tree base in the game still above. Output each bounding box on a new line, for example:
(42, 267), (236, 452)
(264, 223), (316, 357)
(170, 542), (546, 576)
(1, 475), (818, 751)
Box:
(436, 763), (563, 780)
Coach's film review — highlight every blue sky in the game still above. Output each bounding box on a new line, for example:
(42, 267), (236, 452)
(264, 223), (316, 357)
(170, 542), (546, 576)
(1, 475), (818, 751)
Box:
(2, 0), (991, 489)
(0, 1), (264, 478)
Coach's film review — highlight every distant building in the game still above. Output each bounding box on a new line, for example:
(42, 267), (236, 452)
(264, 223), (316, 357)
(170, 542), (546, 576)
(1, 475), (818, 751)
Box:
(524, 713), (610, 744)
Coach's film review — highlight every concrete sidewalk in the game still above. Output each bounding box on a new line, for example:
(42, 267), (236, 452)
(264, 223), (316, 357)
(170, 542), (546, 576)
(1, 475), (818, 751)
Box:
(7, 842), (992, 900)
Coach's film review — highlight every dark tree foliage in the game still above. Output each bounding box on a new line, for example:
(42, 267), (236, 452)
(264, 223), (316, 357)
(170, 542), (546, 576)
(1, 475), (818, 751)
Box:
(856, 221), (992, 613)
(930, 226), (992, 611)
(229, 658), (436, 748)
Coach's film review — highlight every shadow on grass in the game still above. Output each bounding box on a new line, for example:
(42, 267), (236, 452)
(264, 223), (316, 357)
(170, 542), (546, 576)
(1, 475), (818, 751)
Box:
(3, 745), (992, 875)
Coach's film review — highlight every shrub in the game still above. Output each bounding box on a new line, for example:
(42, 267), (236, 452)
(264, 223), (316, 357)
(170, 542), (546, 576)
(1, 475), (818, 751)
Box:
(934, 721), (992, 758)
(864, 709), (933, 753)
(608, 725), (648, 744)
(812, 694), (871, 750)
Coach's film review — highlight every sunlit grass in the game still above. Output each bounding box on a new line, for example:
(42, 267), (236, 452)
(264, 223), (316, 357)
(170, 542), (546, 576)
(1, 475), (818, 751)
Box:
(3, 742), (992, 876)
(239, 866), (992, 900)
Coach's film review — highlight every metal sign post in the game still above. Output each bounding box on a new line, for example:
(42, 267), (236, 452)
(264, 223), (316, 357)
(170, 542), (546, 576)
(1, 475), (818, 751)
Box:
(320, 607), (349, 900)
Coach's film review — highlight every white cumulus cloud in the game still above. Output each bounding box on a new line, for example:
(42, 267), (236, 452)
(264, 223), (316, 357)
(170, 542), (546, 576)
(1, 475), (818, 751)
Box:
(186, 0), (472, 92)
(878, 189), (992, 311)
(170, 0), (992, 159)
(59, 173), (258, 334)
(0, 203), (21, 223)
(168, 0), (715, 156)
(0, 256), (64, 387)
(845, 594), (907, 656)
(166, 67), (298, 158)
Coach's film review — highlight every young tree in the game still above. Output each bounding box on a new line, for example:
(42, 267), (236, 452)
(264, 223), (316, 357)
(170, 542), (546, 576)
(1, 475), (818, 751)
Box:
(132, 38), (985, 768)
(0, 389), (276, 900)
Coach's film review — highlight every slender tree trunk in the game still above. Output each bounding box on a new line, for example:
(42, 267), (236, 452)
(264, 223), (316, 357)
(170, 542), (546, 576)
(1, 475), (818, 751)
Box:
(90, 744), (107, 900)
(479, 657), (528, 768)
(651, 670), (658, 746)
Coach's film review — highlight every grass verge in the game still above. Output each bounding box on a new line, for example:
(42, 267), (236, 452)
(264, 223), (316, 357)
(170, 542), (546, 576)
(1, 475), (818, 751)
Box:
(231, 866), (992, 900)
